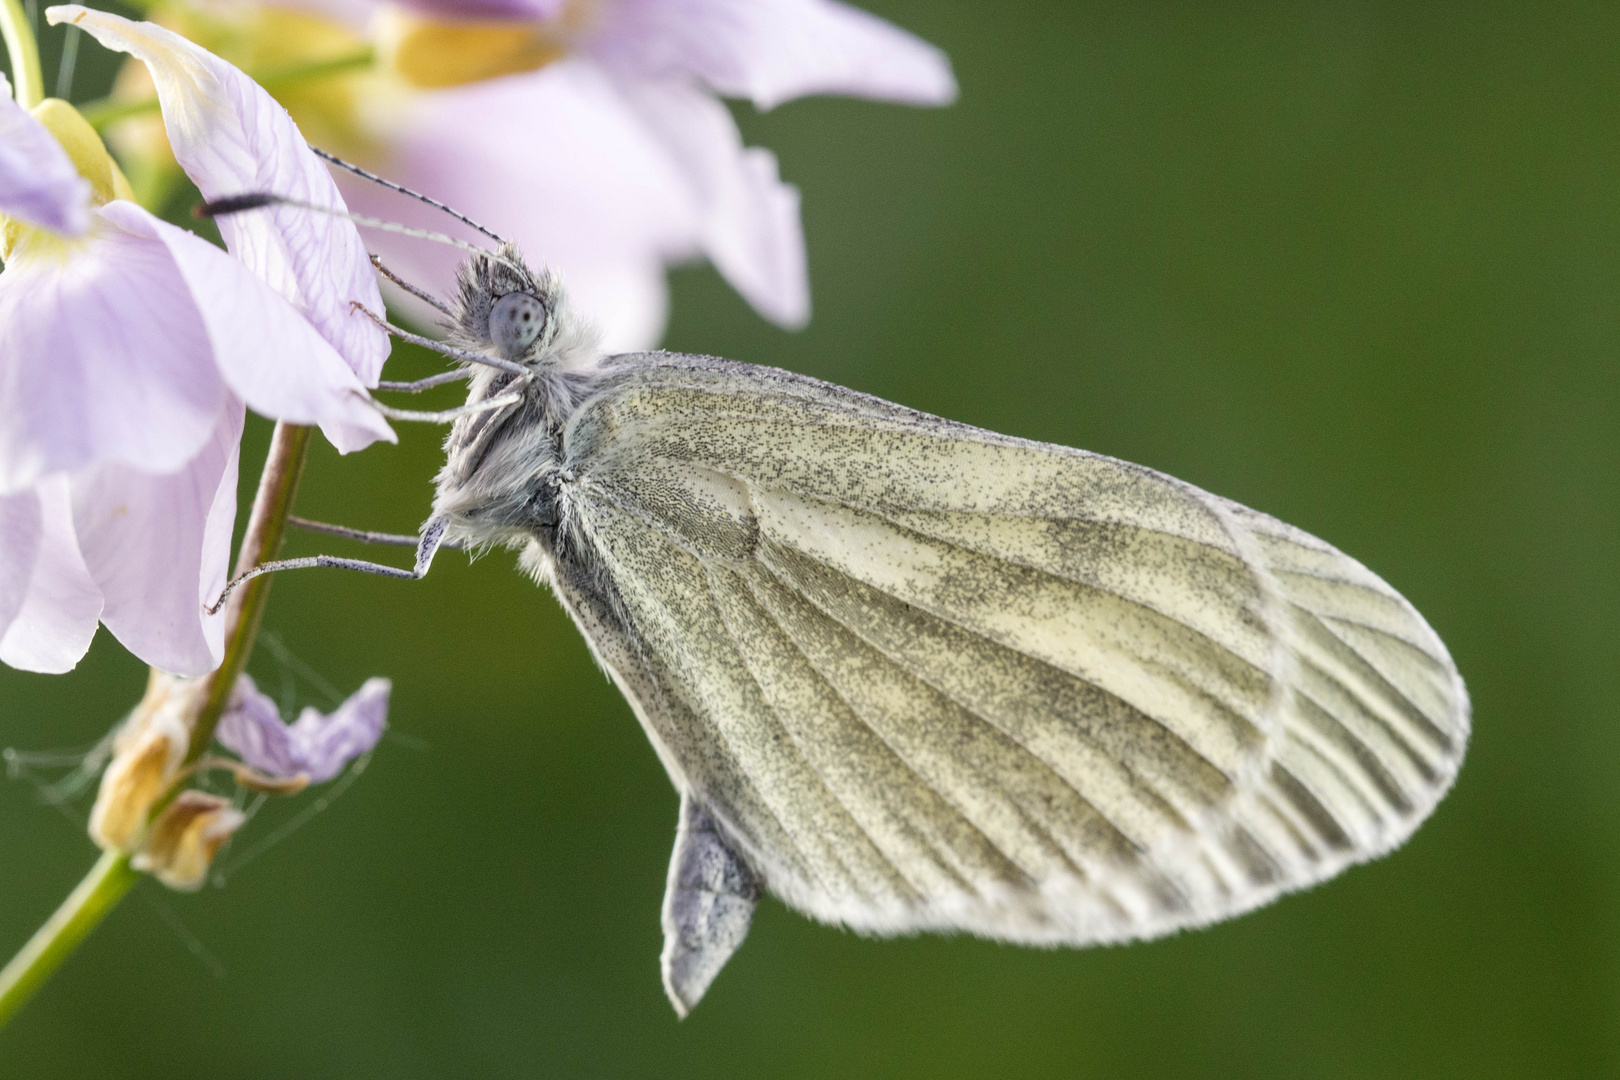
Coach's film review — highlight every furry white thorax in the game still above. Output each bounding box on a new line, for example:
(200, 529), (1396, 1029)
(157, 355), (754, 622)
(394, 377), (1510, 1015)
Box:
(430, 244), (606, 562)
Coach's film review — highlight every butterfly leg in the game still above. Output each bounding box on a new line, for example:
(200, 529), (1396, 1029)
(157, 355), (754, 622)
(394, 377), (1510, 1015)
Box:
(659, 792), (762, 1018)
(204, 519), (450, 615)
(369, 392), (522, 425)
(287, 516), (468, 549)
(376, 369), (472, 394)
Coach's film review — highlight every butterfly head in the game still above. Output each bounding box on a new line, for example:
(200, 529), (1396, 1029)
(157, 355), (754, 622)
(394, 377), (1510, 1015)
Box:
(449, 242), (600, 372)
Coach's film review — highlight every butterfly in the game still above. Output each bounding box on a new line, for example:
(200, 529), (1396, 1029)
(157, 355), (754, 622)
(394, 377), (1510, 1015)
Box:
(235, 231), (1469, 1017)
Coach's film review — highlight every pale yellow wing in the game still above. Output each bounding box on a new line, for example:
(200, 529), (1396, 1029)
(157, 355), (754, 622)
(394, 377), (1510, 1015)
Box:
(541, 352), (1468, 950)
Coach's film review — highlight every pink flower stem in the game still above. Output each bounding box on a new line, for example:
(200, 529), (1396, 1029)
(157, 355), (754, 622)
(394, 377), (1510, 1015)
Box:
(0, 422), (314, 1031)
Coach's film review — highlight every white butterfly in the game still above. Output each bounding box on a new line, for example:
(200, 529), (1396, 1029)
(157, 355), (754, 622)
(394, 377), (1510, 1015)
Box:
(255, 241), (1470, 1016)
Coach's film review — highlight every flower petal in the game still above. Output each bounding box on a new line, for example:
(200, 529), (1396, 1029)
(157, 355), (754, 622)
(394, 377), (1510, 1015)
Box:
(103, 202), (395, 454)
(217, 673), (390, 782)
(0, 478), (104, 673)
(0, 488), (42, 643)
(281, 0), (566, 22)
(588, 0), (957, 111)
(47, 5), (390, 384)
(70, 404), (242, 676)
(212, 674), (292, 775)
(0, 210), (227, 493)
(0, 72), (91, 235)
(286, 677), (390, 782)
(355, 59), (692, 350)
(616, 79), (807, 328)
(394, 0), (566, 17)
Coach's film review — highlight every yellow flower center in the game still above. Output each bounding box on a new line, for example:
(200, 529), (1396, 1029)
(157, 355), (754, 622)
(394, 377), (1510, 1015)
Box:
(0, 98), (132, 262)
(113, 2), (376, 178)
(32, 98), (134, 207)
(375, 9), (576, 90)
(103, 1), (594, 199)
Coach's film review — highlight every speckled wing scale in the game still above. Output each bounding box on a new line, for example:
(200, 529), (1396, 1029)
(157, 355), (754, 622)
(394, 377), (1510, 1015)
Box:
(519, 351), (1469, 1014)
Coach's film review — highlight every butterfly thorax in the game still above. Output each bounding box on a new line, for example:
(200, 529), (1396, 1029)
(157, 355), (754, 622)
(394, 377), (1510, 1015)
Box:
(429, 245), (605, 564)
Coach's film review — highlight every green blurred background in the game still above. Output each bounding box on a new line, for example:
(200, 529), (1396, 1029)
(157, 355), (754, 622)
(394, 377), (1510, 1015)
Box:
(3, 1), (1618, 1076)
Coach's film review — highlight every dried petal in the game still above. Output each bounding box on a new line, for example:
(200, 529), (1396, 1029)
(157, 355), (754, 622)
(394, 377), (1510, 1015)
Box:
(88, 673), (196, 852)
(133, 790), (246, 891)
(217, 674), (390, 783)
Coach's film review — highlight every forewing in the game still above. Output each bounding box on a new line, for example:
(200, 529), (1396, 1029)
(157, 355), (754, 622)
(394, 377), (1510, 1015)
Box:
(547, 352), (1469, 944)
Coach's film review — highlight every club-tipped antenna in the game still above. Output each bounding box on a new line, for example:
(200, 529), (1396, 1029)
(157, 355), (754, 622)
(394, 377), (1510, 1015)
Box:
(310, 146), (506, 246)
(195, 193), (526, 275)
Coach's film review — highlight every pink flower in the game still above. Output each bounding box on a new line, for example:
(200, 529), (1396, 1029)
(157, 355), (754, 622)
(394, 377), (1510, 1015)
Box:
(216, 673), (390, 782)
(0, 10), (396, 676)
(0, 73), (90, 235)
(291, 0), (955, 349)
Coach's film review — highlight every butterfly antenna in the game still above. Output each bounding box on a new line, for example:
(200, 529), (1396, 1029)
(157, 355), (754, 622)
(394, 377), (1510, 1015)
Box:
(309, 146), (506, 245)
(195, 193), (526, 275)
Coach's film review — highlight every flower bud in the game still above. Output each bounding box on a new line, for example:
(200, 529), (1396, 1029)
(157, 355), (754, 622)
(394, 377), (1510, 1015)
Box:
(87, 672), (197, 853)
(131, 790), (245, 891)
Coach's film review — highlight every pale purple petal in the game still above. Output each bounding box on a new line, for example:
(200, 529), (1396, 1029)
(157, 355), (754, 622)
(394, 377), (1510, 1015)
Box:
(356, 59), (694, 350)
(106, 202), (395, 454)
(71, 404), (242, 676)
(393, 0), (565, 16)
(0, 72), (91, 235)
(0, 478), (103, 673)
(617, 79), (807, 327)
(587, 0), (957, 111)
(0, 209), (227, 494)
(218, 674), (390, 782)
(285, 677), (390, 782)
(214, 675), (292, 776)
(272, 0), (564, 21)
(261, 0), (382, 28)
(48, 6), (390, 385)
(0, 489), (42, 644)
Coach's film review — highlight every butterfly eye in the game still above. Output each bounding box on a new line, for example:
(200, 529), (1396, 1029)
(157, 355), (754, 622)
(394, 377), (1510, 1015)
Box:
(490, 292), (547, 359)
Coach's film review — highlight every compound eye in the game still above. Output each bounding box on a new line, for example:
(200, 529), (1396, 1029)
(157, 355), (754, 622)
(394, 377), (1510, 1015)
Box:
(490, 292), (547, 359)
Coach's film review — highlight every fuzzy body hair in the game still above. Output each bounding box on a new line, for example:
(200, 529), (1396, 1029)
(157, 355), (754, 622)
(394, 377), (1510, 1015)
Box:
(432, 243), (606, 567)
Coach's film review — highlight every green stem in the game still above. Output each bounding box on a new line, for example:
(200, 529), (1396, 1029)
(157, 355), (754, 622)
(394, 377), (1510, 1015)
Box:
(79, 48), (375, 129)
(184, 421), (313, 764)
(0, 0), (44, 108)
(0, 852), (139, 1028)
(0, 422), (313, 1032)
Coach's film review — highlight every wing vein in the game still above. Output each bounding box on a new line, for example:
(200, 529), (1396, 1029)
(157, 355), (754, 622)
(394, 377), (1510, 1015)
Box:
(702, 563), (941, 902)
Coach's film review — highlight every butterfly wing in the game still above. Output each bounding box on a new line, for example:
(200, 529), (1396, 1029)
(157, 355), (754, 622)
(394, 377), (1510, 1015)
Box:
(537, 352), (1469, 1008)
